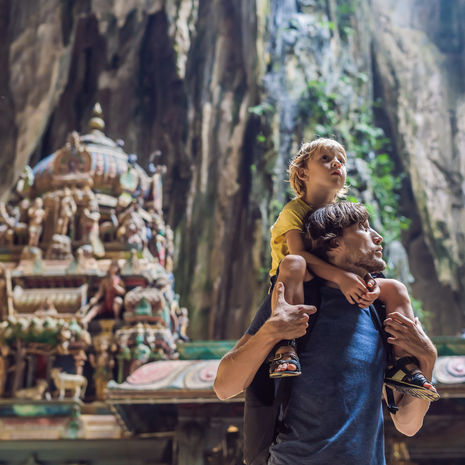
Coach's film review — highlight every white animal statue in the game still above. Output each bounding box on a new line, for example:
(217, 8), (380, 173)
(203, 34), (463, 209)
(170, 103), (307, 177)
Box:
(15, 379), (49, 400)
(51, 368), (87, 400)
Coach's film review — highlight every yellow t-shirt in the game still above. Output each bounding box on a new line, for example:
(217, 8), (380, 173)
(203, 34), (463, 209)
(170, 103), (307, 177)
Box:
(269, 198), (313, 276)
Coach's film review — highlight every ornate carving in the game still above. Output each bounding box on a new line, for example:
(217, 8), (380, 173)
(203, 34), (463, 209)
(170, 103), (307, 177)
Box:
(0, 103), (189, 410)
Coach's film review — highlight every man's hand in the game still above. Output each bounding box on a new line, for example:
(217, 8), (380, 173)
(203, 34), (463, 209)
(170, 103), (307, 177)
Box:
(384, 312), (437, 371)
(214, 283), (316, 400)
(268, 282), (317, 340)
(384, 312), (437, 436)
(335, 270), (369, 305)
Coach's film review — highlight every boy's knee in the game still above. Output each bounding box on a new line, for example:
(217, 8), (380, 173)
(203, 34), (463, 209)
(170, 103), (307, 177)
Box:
(383, 279), (410, 304)
(279, 255), (307, 280)
(391, 280), (409, 298)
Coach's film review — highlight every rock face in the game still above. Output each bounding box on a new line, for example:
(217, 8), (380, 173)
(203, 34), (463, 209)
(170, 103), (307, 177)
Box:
(0, 0), (463, 338)
(371, 0), (465, 333)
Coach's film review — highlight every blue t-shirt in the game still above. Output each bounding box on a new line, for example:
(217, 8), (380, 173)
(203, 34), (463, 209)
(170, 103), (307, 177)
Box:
(247, 285), (386, 465)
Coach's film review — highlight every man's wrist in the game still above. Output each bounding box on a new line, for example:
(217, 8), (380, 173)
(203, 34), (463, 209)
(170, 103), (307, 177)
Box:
(417, 344), (437, 377)
(261, 318), (285, 345)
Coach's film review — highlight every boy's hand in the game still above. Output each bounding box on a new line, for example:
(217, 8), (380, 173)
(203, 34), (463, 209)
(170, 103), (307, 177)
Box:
(336, 270), (369, 305)
(356, 276), (380, 308)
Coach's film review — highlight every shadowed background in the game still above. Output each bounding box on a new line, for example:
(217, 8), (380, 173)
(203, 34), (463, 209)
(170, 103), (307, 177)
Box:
(0, 0), (464, 340)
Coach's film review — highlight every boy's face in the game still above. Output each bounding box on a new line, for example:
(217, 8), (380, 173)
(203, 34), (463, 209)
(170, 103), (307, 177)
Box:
(300, 148), (347, 193)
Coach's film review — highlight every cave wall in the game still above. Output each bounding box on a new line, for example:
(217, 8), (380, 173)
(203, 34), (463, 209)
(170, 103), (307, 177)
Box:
(371, 0), (465, 333)
(0, 0), (463, 338)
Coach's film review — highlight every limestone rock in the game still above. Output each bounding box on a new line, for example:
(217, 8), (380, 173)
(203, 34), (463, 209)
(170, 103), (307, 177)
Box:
(1, 0), (464, 337)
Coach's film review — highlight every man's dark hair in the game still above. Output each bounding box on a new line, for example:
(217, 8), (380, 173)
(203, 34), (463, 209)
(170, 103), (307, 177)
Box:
(304, 202), (369, 260)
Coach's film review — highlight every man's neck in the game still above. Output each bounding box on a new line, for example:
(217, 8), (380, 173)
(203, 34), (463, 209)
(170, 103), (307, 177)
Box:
(324, 264), (368, 289)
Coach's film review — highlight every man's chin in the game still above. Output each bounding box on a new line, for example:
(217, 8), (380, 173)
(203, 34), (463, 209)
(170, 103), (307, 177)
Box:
(356, 258), (386, 274)
(370, 259), (386, 274)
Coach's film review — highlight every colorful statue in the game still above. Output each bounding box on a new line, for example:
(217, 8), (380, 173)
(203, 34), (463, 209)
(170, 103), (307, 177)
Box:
(27, 197), (45, 247)
(81, 195), (103, 257)
(0, 104), (190, 408)
(57, 188), (77, 237)
(81, 261), (125, 327)
(0, 202), (16, 246)
(89, 336), (115, 400)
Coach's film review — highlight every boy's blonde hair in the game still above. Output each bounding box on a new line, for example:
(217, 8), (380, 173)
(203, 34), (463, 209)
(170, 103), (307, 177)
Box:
(288, 138), (348, 199)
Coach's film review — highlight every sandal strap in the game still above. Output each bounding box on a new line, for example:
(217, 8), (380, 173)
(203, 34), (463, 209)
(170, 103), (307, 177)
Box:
(386, 356), (420, 378)
(385, 386), (398, 415)
(409, 371), (430, 387)
(386, 356), (433, 388)
(275, 339), (297, 350)
(268, 352), (299, 363)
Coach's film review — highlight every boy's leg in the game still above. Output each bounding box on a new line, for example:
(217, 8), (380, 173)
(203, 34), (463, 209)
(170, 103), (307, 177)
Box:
(379, 279), (438, 397)
(270, 255), (307, 374)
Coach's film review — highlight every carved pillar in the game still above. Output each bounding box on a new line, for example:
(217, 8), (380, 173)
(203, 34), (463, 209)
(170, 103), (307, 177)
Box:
(25, 354), (35, 387)
(11, 339), (26, 395)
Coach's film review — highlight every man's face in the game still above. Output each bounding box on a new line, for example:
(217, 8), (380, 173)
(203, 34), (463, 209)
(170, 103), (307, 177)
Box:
(330, 220), (385, 274)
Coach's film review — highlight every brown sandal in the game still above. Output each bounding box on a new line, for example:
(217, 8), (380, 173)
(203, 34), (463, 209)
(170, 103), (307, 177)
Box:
(268, 351), (302, 378)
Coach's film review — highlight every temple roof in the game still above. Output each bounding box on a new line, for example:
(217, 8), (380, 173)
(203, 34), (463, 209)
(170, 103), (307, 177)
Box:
(32, 105), (150, 197)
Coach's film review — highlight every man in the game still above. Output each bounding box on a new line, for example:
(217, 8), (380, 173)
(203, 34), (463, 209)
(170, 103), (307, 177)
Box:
(214, 202), (436, 464)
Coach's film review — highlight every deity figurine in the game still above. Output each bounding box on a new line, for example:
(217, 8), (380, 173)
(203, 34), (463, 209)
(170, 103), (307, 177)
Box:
(129, 330), (151, 374)
(89, 336), (115, 400)
(57, 188), (77, 237)
(116, 202), (146, 251)
(81, 195), (104, 257)
(0, 202), (16, 246)
(81, 261), (125, 327)
(148, 211), (166, 263)
(177, 307), (189, 342)
(27, 197), (46, 247)
(75, 245), (98, 273)
(165, 225), (174, 273)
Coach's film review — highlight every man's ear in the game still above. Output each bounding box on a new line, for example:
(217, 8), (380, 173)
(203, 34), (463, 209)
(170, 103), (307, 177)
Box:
(327, 237), (343, 259)
(329, 237), (342, 250)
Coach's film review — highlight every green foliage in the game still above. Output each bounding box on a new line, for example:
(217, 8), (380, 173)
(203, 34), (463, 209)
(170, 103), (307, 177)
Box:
(336, 0), (355, 40)
(248, 102), (274, 116)
(346, 195), (359, 203)
(256, 133), (267, 143)
(298, 72), (408, 245)
(367, 153), (410, 244)
(269, 198), (285, 223)
(319, 20), (336, 31)
(410, 296), (431, 329)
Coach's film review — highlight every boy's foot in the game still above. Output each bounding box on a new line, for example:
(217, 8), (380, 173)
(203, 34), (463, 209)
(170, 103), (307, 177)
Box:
(384, 356), (440, 402)
(269, 346), (302, 378)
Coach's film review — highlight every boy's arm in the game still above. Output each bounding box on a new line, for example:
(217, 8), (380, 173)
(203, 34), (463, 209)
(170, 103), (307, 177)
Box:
(213, 283), (316, 400)
(286, 229), (369, 304)
(383, 312), (437, 436)
(376, 278), (414, 318)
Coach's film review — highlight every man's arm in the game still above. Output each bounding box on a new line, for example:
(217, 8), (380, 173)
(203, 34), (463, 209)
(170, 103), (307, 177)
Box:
(213, 283), (316, 400)
(383, 312), (437, 436)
